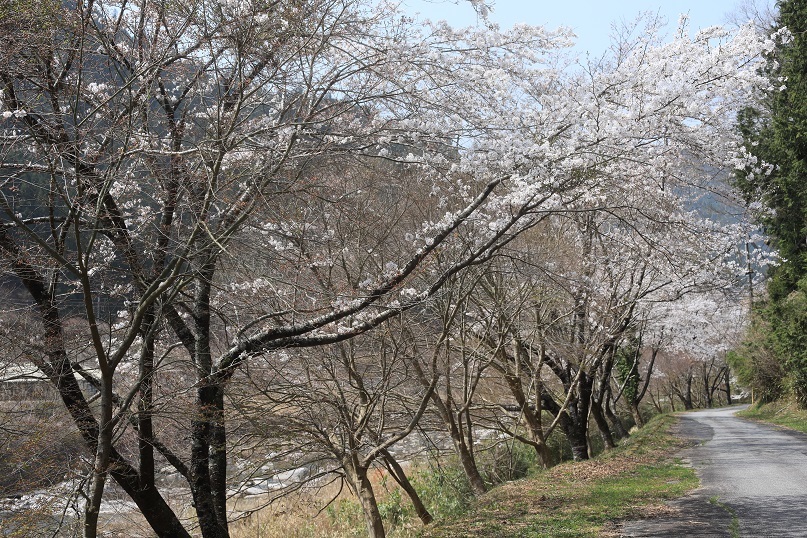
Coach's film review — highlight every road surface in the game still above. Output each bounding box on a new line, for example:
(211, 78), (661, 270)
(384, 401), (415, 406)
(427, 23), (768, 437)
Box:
(620, 406), (807, 537)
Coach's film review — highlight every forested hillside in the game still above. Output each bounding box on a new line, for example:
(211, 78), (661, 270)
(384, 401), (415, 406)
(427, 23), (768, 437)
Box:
(733, 0), (807, 407)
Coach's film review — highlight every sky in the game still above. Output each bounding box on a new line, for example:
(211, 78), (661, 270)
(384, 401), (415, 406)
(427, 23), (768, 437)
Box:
(401, 0), (775, 56)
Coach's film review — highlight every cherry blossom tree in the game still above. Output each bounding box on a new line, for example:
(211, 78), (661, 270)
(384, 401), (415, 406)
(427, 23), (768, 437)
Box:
(0, 1), (778, 536)
(645, 292), (750, 410)
(228, 323), (435, 538)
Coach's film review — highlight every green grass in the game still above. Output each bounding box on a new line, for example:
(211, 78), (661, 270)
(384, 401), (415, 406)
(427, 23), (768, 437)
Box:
(737, 400), (807, 433)
(709, 496), (740, 538)
(421, 415), (698, 538)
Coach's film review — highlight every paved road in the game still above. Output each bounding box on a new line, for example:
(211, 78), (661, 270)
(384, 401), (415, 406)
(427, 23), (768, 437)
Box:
(620, 406), (807, 537)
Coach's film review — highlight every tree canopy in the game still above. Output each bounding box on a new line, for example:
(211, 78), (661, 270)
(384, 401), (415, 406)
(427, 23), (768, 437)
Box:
(0, 1), (775, 536)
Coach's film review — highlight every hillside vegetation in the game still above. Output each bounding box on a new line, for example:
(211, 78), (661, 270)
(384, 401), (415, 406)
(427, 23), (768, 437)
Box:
(421, 415), (697, 538)
(737, 400), (807, 433)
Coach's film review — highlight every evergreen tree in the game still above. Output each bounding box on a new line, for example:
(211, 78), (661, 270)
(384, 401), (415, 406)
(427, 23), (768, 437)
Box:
(738, 0), (807, 300)
(737, 0), (807, 405)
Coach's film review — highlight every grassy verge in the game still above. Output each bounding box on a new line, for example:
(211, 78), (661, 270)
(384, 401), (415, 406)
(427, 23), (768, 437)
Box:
(420, 415), (698, 538)
(737, 399), (807, 433)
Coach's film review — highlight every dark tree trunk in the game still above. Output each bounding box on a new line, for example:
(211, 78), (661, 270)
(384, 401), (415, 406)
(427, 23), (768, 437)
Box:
(138, 311), (157, 490)
(629, 347), (656, 426)
(604, 388), (630, 439)
(191, 384), (228, 538)
(380, 450), (433, 525)
(590, 398), (616, 449)
(53, 365), (190, 537)
(540, 366), (589, 461)
(210, 387), (228, 526)
(557, 387), (591, 461)
(629, 402), (644, 428)
(674, 373), (694, 410)
(724, 366), (732, 405)
(561, 413), (590, 461)
(112, 466), (192, 538)
(84, 378), (112, 538)
(684, 374), (694, 410)
(703, 363), (713, 408)
(190, 263), (229, 538)
(563, 373), (592, 461)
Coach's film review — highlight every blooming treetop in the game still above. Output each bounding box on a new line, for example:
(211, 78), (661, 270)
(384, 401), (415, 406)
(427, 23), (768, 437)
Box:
(0, 0), (776, 371)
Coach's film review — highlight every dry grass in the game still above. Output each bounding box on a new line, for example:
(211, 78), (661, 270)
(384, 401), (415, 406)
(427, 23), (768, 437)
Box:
(228, 471), (423, 538)
(421, 414), (698, 538)
(227, 415), (698, 538)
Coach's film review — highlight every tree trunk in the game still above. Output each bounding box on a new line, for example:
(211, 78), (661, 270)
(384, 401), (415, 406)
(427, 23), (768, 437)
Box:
(501, 372), (552, 468)
(532, 441), (553, 469)
(724, 366), (732, 405)
(604, 390), (630, 439)
(685, 374), (694, 410)
(190, 264), (229, 538)
(138, 311), (157, 491)
(455, 433), (488, 495)
(675, 373), (694, 410)
(570, 432), (589, 460)
(559, 411), (589, 461)
(590, 398), (616, 449)
(380, 450), (433, 525)
(425, 388), (487, 495)
(191, 384), (229, 538)
(52, 363), (191, 537)
(344, 457), (386, 538)
(540, 373), (589, 461)
(561, 374), (592, 461)
(84, 380), (113, 538)
(210, 386), (229, 526)
(703, 364), (713, 408)
(629, 402), (644, 428)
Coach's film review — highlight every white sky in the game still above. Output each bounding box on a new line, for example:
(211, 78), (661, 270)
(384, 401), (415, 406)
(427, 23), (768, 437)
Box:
(401, 0), (775, 56)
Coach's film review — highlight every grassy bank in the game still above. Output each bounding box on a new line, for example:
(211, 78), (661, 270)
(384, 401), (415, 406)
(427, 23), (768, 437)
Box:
(737, 400), (807, 433)
(421, 415), (698, 538)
